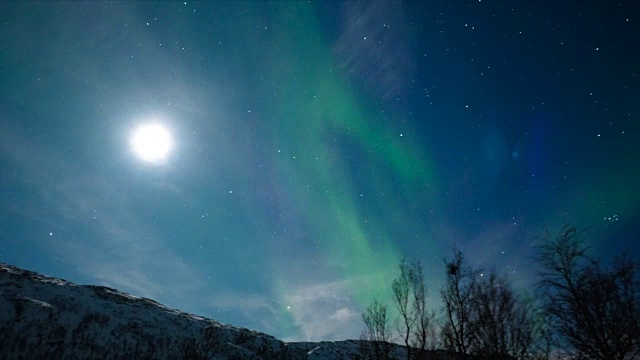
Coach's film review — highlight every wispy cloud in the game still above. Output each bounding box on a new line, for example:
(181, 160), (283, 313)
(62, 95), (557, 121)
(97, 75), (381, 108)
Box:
(206, 290), (280, 335)
(334, 1), (414, 100)
(430, 218), (540, 291)
(283, 277), (365, 342)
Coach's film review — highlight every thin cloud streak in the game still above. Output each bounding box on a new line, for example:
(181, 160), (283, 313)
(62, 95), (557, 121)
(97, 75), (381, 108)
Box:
(334, 1), (414, 100)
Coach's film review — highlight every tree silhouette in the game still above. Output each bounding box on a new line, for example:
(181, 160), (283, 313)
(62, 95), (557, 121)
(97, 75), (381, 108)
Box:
(469, 271), (546, 360)
(393, 260), (417, 360)
(361, 226), (637, 360)
(391, 260), (436, 360)
(361, 298), (395, 360)
(409, 260), (437, 359)
(536, 226), (640, 360)
(441, 247), (477, 355)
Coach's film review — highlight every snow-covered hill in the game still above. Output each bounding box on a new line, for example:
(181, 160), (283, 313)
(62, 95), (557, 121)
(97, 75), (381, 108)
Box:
(0, 262), (471, 359)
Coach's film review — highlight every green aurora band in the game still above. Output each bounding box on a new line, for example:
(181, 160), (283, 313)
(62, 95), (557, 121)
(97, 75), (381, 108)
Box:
(236, 3), (438, 335)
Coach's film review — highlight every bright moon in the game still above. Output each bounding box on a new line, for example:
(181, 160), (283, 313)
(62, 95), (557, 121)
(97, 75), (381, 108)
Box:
(130, 124), (173, 163)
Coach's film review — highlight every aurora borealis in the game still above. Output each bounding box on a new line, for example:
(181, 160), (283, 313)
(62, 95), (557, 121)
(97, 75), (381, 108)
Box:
(1, 1), (638, 341)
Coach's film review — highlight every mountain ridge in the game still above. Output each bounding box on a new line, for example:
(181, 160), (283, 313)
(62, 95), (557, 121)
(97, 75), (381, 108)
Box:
(0, 262), (472, 359)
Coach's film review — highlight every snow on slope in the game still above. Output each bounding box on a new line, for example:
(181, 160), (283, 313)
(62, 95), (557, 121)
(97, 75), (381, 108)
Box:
(0, 262), (471, 359)
(0, 262), (289, 359)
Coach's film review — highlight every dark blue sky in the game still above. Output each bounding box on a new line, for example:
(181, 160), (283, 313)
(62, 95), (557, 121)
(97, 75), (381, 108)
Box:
(1, 1), (638, 341)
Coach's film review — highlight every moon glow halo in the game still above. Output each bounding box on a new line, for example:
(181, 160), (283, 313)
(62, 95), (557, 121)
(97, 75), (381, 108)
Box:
(130, 123), (173, 163)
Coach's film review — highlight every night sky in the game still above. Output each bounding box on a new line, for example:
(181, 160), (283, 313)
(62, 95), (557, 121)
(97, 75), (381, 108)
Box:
(1, 1), (638, 342)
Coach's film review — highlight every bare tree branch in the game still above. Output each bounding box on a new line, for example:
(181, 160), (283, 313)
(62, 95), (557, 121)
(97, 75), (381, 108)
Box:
(362, 298), (395, 360)
(441, 247), (478, 355)
(536, 226), (640, 360)
(393, 260), (417, 360)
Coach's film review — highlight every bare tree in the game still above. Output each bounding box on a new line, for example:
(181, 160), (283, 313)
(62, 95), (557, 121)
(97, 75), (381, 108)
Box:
(441, 247), (477, 355)
(536, 226), (640, 360)
(409, 261), (437, 360)
(391, 259), (437, 360)
(361, 298), (395, 360)
(393, 260), (417, 360)
(469, 271), (547, 360)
